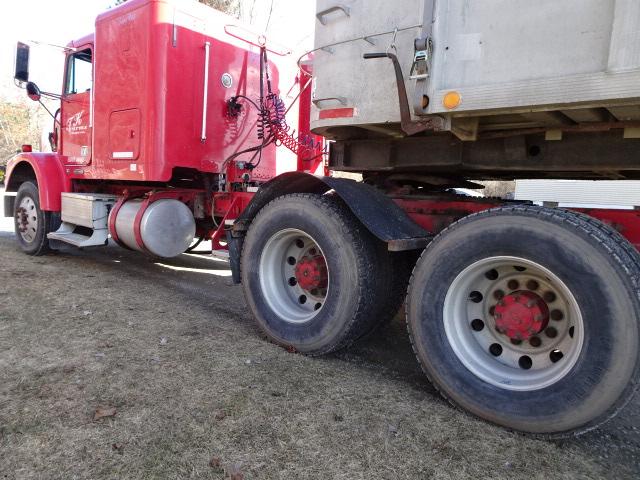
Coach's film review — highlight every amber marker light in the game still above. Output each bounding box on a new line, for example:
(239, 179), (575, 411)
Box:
(443, 91), (462, 110)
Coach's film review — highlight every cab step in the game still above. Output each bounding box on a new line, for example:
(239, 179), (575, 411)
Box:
(47, 192), (118, 248)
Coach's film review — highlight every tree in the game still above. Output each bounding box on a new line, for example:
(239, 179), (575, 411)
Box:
(199, 0), (239, 15)
(112, 0), (238, 15)
(0, 100), (41, 164)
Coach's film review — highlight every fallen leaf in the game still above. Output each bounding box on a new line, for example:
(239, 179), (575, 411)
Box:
(228, 464), (243, 480)
(83, 310), (92, 316)
(112, 443), (124, 454)
(209, 456), (222, 468)
(93, 406), (117, 421)
(214, 411), (226, 421)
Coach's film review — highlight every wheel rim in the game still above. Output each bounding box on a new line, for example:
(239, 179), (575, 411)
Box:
(259, 229), (329, 324)
(443, 256), (584, 391)
(15, 196), (38, 244)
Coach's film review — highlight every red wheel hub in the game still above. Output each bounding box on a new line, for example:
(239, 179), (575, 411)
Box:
(294, 255), (328, 292)
(494, 291), (549, 341)
(16, 207), (28, 233)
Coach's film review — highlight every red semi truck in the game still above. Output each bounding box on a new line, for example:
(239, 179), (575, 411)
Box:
(5, 0), (640, 438)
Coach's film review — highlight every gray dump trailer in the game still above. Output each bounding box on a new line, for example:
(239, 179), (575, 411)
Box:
(311, 0), (640, 179)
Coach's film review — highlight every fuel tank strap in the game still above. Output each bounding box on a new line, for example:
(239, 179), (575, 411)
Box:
(108, 196), (133, 250)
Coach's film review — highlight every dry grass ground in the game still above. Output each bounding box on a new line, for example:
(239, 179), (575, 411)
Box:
(0, 208), (638, 479)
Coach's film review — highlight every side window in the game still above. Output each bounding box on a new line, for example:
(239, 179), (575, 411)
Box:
(65, 49), (92, 95)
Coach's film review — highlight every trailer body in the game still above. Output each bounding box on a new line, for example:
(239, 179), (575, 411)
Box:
(312, 0), (640, 180)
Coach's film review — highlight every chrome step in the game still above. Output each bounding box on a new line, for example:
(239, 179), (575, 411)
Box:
(47, 192), (117, 248)
(48, 222), (110, 247)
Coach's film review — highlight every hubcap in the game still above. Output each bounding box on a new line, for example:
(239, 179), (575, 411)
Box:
(443, 256), (584, 391)
(15, 196), (38, 243)
(494, 290), (549, 340)
(294, 255), (328, 292)
(259, 229), (329, 324)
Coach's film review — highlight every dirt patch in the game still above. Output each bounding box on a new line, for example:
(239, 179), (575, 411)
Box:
(0, 233), (638, 479)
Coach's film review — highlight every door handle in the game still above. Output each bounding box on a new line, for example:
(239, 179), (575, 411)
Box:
(316, 5), (350, 25)
(312, 96), (348, 107)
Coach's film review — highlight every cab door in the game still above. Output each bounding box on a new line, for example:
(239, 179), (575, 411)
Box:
(61, 47), (93, 165)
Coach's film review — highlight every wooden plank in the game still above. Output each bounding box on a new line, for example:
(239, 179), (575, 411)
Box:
(520, 112), (575, 127)
(560, 108), (611, 123)
(608, 106), (640, 121)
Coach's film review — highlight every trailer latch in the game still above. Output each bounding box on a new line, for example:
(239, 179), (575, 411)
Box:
(409, 37), (431, 80)
(363, 51), (445, 136)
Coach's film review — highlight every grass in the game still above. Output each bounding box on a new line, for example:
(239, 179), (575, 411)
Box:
(0, 236), (636, 479)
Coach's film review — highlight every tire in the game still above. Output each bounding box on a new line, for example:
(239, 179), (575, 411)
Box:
(359, 250), (421, 337)
(241, 193), (392, 355)
(406, 205), (640, 437)
(14, 181), (60, 256)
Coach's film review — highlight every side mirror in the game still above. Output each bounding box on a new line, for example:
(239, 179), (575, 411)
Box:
(26, 82), (41, 102)
(14, 42), (30, 83)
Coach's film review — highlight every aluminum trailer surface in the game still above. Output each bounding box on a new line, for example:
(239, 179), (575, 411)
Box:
(310, 0), (640, 180)
(312, 0), (640, 132)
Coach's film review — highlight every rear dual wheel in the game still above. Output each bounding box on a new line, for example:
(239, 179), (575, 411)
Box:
(407, 206), (640, 437)
(241, 194), (392, 355)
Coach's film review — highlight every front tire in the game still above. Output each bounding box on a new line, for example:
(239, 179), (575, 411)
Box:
(241, 193), (392, 355)
(14, 181), (59, 256)
(406, 205), (640, 437)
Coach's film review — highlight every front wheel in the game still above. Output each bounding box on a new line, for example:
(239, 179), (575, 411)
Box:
(14, 181), (59, 256)
(241, 193), (392, 355)
(406, 205), (640, 437)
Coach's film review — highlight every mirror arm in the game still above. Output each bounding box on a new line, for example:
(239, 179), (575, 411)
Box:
(38, 99), (61, 125)
(41, 91), (62, 101)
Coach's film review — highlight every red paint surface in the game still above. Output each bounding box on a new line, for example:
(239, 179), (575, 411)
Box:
(318, 108), (355, 120)
(295, 255), (328, 291)
(495, 291), (550, 341)
(5, 154), (71, 211)
(393, 197), (640, 253)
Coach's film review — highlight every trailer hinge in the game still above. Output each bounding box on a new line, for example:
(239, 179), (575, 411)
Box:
(409, 36), (432, 80)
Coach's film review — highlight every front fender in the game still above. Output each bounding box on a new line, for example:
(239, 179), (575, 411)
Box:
(5, 153), (70, 211)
